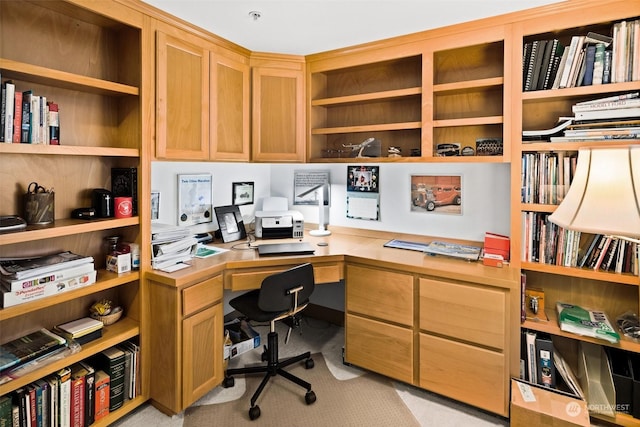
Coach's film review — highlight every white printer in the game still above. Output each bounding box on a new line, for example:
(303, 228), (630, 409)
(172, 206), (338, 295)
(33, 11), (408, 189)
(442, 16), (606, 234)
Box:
(255, 197), (304, 239)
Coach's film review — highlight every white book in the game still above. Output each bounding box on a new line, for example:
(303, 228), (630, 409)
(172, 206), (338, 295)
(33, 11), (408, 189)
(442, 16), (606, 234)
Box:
(30, 94), (40, 144)
(574, 107), (640, 121)
(526, 331), (537, 383)
(559, 36), (583, 88)
(57, 368), (71, 427)
(575, 91), (639, 105)
(3, 82), (14, 144)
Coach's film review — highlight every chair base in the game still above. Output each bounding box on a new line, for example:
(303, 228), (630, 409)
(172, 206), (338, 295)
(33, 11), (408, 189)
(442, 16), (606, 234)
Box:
(224, 330), (316, 420)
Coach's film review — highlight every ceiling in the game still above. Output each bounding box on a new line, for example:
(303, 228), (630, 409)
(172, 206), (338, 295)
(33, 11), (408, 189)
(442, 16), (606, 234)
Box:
(141, 0), (566, 55)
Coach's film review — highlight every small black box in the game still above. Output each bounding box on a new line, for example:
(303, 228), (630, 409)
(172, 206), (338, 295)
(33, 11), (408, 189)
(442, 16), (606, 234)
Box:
(111, 167), (138, 216)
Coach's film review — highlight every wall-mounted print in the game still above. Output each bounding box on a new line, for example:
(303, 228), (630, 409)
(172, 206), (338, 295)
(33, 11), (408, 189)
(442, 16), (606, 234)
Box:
(411, 174), (462, 215)
(177, 173), (213, 226)
(294, 170), (330, 206)
(232, 182), (254, 206)
(151, 191), (160, 221)
(347, 165), (379, 192)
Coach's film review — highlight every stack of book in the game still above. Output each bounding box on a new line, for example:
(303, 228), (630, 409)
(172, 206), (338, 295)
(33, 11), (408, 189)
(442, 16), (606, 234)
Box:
(54, 317), (104, 345)
(0, 328), (67, 375)
(550, 92), (640, 142)
(0, 251), (95, 308)
(150, 223), (197, 270)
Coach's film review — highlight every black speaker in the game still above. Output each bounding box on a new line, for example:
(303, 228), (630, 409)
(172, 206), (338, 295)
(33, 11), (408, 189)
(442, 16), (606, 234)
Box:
(111, 167), (138, 215)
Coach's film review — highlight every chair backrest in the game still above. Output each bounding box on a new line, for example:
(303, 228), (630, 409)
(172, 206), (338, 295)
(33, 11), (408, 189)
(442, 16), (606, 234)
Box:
(258, 263), (315, 313)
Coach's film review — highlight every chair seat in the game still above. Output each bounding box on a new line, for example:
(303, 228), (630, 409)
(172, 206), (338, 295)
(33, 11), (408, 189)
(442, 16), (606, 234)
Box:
(230, 289), (309, 323)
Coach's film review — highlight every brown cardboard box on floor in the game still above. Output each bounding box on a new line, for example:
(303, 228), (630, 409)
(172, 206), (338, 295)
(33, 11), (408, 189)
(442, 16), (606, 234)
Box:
(511, 379), (590, 427)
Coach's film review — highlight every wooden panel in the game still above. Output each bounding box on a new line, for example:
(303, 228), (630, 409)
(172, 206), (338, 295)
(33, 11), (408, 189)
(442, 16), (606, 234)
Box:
(346, 264), (413, 326)
(182, 275), (223, 317)
(420, 333), (506, 416)
(227, 263), (343, 290)
(420, 277), (506, 350)
(182, 304), (223, 408)
(346, 314), (413, 383)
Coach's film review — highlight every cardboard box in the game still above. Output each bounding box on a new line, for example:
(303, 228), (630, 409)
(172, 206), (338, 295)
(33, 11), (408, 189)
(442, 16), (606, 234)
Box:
(511, 379), (590, 427)
(224, 320), (261, 359)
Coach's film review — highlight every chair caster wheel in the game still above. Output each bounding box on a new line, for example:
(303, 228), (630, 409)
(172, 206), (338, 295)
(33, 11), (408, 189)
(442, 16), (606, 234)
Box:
(305, 390), (316, 405)
(223, 376), (235, 388)
(249, 405), (261, 420)
(305, 358), (314, 369)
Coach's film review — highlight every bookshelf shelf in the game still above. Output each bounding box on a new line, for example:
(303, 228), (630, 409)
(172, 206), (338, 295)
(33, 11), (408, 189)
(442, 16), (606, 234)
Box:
(522, 262), (640, 285)
(311, 87), (422, 107)
(0, 144), (140, 157)
(311, 122), (422, 135)
(433, 116), (504, 128)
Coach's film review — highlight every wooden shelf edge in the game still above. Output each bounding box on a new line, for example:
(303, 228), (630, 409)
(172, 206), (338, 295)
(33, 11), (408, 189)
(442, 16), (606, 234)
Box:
(311, 87), (422, 106)
(308, 155), (507, 163)
(93, 395), (148, 427)
(0, 144), (140, 157)
(0, 217), (140, 245)
(433, 77), (504, 93)
(0, 317), (139, 395)
(0, 270), (140, 321)
(522, 81), (640, 102)
(521, 262), (640, 285)
(433, 116), (503, 127)
(312, 122), (422, 134)
(0, 58), (139, 96)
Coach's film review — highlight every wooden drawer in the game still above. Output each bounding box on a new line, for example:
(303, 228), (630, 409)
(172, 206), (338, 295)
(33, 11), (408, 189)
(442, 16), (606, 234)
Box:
(419, 277), (505, 350)
(420, 333), (506, 416)
(346, 264), (413, 326)
(182, 275), (223, 316)
(346, 313), (413, 383)
(226, 262), (343, 290)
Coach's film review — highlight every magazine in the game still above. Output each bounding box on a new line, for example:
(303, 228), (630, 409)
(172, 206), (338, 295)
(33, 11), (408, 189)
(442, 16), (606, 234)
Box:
(423, 241), (481, 261)
(556, 302), (620, 344)
(0, 251), (94, 280)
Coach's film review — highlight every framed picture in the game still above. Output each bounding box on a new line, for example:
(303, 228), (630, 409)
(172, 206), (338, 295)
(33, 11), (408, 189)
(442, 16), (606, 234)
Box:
(177, 173), (213, 226)
(214, 205), (247, 242)
(232, 182), (254, 206)
(410, 174), (462, 215)
(347, 165), (379, 193)
(151, 191), (160, 221)
(293, 170), (330, 206)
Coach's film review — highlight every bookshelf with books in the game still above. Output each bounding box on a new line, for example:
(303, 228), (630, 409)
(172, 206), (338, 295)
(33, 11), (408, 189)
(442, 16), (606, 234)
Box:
(0, 1), (149, 425)
(511, 2), (640, 425)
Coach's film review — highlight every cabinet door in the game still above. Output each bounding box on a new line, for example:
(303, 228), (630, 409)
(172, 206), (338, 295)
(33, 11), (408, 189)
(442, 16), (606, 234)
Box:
(251, 63), (305, 162)
(156, 29), (210, 160)
(182, 303), (223, 408)
(210, 52), (250, 161)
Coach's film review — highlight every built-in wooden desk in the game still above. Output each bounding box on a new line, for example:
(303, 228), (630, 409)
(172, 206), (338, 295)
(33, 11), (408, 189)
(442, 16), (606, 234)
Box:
(146, 226), (518, 417)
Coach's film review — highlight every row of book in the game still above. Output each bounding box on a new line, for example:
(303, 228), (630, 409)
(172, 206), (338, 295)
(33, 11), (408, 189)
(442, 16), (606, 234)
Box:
(0, 78), (60, 145)
(522, 19), (639, 92)
(0, 252), (96, 308)
(520, 151), (577, 205)
(0, 341), (139, 427)
(521, 211), (639, 274)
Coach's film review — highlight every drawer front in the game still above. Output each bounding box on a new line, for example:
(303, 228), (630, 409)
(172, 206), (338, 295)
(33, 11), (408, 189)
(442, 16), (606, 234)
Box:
(419, 277), (505, 350)
(182, 275), (223, 316)
(346, 314), (413, 383)
(227, 263), (343, 290)
(420, 333), (506, 416)
(346, 264), (413, 326)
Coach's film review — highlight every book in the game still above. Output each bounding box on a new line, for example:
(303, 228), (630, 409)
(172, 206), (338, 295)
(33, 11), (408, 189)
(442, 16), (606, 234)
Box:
(12, 91), (22, 143)
(35, 379), (50, 427)
(56, 367), (71, 427)
(542, 40), (563, 90)
(0, 251), (94, 281)
(45, 375), (58, 427)
(92, 347), (126, 412)
(117, 345), (132, 402)
(119, 340), (140, 398)
(81, 362), (95, 427)
(54, 317), (103, 339)
(0, 328), (66, 373)
(20, 91), (31, 144)
(484, 232), (510, 261)
(535, 333), (555, 388)
(525, 330), (538, 384)
(523, 40), (540, 91)
(1, 270), (97, 308)
(69, 364), (87, 427)
(0, 81), (6, 143)
(559, 35), (584, 88)
(553, 350), (584, 398)
(27, 384), (36, 427)
(93, 370), (109, 422)
(535, 39), (555, 90)
(47, 102), (59, 145)
(592, 42), (606, 85)
(574, 107), (640, 121)
(0, 395), (11, 427)
(602, 50), (613, 84)
(422, 241), (482, 261)
(13, 387), (29, 427)
(581, 44), (596, 86)
(2, 262), (95, 292)
(556, 302), (620, 343)
(3, 82), (15, 144)
(530, 39), (548, 91)
(522, 118), (573, 141)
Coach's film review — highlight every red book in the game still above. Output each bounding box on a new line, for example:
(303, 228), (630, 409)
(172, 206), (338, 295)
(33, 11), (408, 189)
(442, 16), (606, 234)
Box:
(47, 102), (59, 145)
(484, 232), (510, 261)
(94, 370), (110, 422)
(69, 364), (87, 427)
(12, 91), (22, 143)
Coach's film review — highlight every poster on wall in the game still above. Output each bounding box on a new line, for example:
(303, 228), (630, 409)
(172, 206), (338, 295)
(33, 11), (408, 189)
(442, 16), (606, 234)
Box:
(410, 174), (462, 215)
(177, 173), (213, 226)
(346, 165), (380, 220)
(293, 170), (330, 206)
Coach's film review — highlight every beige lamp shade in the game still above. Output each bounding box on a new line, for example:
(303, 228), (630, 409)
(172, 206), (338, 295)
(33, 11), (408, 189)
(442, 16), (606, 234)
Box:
(548, 145), (640, 239)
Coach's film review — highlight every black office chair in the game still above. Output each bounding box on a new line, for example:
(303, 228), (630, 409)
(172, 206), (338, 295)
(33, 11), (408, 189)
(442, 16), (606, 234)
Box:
(223, 263), (317, 420)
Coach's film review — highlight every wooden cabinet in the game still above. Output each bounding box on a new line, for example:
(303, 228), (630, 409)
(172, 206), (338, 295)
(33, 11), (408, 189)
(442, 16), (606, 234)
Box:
(0, 0), (147, 423)
(155, 26), (210, 160)
(344, 264), (414, 383)
(251, 53), (306, 162)
(510, 2), (640, 425)
(148, 274), (224, 414)
(418, 277), (508, 416)
(154, 23), (251, 162)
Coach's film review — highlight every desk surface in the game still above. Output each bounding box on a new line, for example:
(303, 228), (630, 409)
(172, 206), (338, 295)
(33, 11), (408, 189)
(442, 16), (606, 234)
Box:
(146, 226), (519, 290)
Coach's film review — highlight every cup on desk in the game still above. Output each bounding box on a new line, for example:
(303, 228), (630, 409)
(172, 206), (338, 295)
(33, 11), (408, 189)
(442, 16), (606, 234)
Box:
(114, 197), (133, 218)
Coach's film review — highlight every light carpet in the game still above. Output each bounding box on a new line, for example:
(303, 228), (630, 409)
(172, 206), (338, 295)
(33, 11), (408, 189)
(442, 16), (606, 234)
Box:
(183, 353), (420, 427)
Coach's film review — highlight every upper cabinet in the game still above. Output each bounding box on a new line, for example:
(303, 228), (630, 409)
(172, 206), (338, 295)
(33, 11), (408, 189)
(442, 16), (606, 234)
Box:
(154, 23), (250, 161)
(251, 53), (306, 162)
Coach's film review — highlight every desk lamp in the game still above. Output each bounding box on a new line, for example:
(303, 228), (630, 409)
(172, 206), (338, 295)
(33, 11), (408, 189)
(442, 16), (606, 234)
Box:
(548, 146), (640, 251)
(297, 183), (331, 236)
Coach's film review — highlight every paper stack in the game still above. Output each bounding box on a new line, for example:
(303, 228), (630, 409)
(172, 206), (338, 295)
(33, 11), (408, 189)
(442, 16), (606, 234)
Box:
(151, 223), (197, 270)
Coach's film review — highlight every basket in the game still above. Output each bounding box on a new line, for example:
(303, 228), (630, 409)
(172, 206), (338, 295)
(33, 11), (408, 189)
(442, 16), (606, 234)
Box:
(91, 309), (122, 326)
